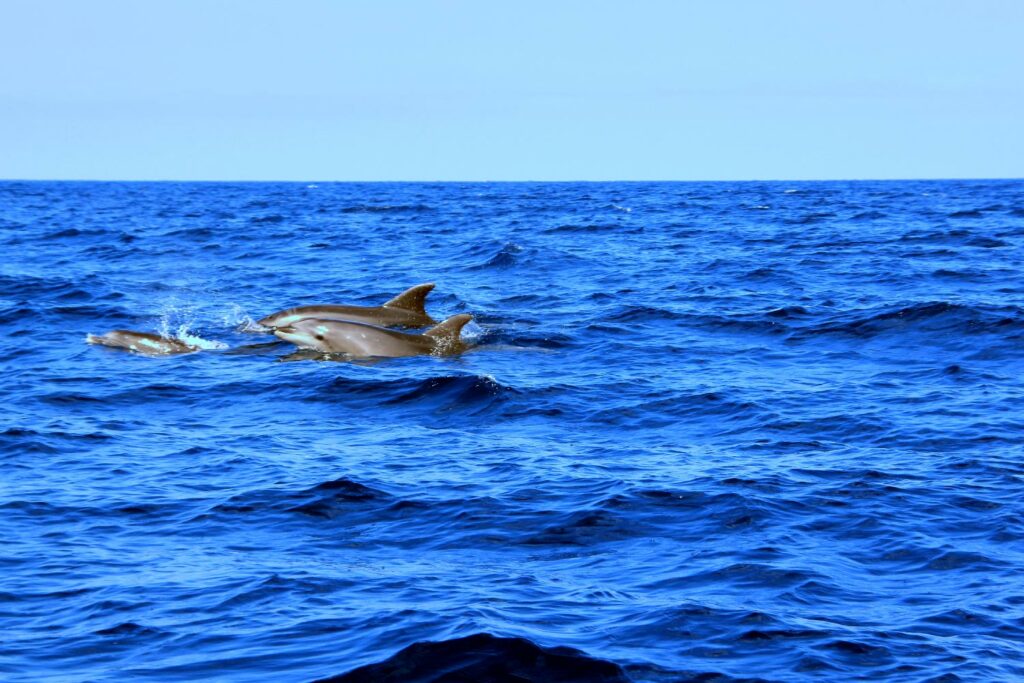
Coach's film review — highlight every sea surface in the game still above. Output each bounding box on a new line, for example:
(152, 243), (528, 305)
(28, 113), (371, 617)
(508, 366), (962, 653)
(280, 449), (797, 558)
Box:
(2, 180), (1023, 682)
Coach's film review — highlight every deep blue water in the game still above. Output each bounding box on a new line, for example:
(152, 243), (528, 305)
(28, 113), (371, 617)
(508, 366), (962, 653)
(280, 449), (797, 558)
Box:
(2, 180), (1024, 682)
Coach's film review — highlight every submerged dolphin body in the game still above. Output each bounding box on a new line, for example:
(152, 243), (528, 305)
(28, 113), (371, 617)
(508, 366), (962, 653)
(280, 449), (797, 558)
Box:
(272, 314), (473, 358)
(86, 330), (198, 356)
(258, 283), (437, 330)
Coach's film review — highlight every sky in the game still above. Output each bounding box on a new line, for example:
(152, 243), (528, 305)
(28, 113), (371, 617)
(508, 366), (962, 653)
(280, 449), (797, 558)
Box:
(1, 0), (1022, 181)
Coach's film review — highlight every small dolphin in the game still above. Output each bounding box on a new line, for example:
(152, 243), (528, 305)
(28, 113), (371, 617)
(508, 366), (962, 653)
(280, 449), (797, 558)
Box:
(273, 314), (473, 358)
(258, 283), (437, 330)
(86, 331), (198, 356)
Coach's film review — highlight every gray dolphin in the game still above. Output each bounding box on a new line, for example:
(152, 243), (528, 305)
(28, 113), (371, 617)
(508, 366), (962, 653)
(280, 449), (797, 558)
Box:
(258, 283), (436, 330)
(86, 331), (198, 356)
(272, 314), (473, 358)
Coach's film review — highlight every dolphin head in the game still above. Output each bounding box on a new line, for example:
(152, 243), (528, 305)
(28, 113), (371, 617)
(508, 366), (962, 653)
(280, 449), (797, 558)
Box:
(272, 319), (336, 352)
(257, 311), (284, 328)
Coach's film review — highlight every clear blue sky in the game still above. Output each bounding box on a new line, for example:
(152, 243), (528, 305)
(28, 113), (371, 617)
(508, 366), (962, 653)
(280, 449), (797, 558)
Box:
(1, 1), (1021, 180)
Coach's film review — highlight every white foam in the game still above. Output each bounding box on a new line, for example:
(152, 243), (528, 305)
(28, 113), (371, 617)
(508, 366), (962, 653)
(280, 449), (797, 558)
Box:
(157, 302), (196, 339)
(221, 303), (266, 332)
(461, 319), (485, 341)
(175, 325), (228, 350)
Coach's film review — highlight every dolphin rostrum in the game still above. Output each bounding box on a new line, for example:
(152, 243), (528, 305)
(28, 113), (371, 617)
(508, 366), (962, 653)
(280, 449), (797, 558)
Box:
(258, 283), (437, 330)
(86, 331), (198, 356)
(272, 314), (473, 358)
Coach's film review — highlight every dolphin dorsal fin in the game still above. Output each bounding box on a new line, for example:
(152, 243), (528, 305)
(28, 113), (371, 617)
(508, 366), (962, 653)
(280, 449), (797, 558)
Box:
(424, 313), (472, 341)
(383, 283), (435, 314)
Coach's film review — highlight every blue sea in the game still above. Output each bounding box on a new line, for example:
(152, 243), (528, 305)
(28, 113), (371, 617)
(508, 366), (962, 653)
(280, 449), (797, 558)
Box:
(2, 180), (1023, 682)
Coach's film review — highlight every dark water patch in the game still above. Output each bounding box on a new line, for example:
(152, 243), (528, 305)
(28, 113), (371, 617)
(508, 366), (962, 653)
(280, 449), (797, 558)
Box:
(165, 226), (218, 238)
(650, 563), (828, 591)
(42, 227), (108, 239)
(932, 268), (981, 279)
(523, 509), (635, 545)
(743, 267), (776, 279)
(0, 304), (39, 325)
(485, 329), (576, 349)
(289, 478), (389, 518)
(52, 303), (133, 320)
(250, 214), (286, 224)
(210, 477), (389, 520)
(965, 236), (1009, 248)
(737, 627), (829, 642)
(306, 374), (520, 415)
(817, 638), (892, 662)
(948, 209), (984, 219)
(915, 608), (1003, 637)
(53, 288), (96, 303)
(339, 204), (434, 214)
(544, 223), (633, 234)
(766, 305), (808, 318)
(606, 305), (685, 323)
(600, 486), (780, 534)
(898, 228), (974, 244)
(468, 242), (525, 269)
(104, 383), (198, 402)
(38, 391), (107, 406)
(1, 499), (105, 522)
(920, 549), (1007, 572)
(785, 212), (835, 225)
(588, 391), (768, 431)
(95, 621), (167, 638)
(851, 210), (887, 221)
(0, 274), (83, 299)
(315, 633), (631, 683)
(382, 374), (520, 412)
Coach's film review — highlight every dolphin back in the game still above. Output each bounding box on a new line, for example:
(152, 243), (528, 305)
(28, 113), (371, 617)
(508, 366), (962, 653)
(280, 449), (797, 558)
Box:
(86, 330), (196, 355)
(424, 314), (472, 354)
(383, 283), (435, 315)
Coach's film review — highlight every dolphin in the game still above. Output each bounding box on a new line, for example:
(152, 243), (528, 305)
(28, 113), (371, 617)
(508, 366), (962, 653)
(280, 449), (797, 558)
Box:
(272, 314), (473, 358)
(86, 331), (198, 356)
(258, 283), (437, 330)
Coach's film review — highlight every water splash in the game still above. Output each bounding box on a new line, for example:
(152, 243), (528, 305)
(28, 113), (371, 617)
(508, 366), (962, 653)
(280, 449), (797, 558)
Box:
(461, 319), (485, 341)
(221, 303), (267, 333)
(175, 325), (227, 350)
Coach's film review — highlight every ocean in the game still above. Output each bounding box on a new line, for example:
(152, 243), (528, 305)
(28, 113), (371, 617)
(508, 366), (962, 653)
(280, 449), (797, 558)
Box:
(2, 180), (1023, 681)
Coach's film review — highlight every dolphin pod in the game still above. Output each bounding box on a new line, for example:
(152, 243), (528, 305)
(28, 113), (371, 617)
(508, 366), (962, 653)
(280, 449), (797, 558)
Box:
(86, 283), (474, 359)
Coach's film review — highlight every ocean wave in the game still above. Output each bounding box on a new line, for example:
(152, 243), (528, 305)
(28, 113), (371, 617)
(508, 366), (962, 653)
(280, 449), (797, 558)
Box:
(587, 391), (767, 430)
(208, 477), (390, 520)
(467, 242), (526, 269)
(313, 633), (631, 683)
(793, 301), (1024, 339)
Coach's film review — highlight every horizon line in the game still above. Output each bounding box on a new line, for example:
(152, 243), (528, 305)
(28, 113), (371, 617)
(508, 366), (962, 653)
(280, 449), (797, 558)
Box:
(0, 176), (1021, 184)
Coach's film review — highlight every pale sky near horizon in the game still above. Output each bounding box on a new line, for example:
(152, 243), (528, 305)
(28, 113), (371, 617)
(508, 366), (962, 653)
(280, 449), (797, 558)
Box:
(1, 1), (1022, 181)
